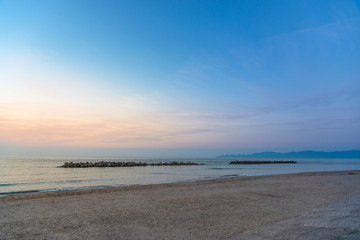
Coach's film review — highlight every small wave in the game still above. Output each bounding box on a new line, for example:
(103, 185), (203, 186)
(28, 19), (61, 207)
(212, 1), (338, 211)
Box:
(40, 186), (104, 192)
(0, 180), (85, 188)
(0, 183), (18, 187)
(0, 189), (40, 196)
(210, 167), (232, 170)
(54, 180), (85, 184)
(219, 173), (255, 178)
(220, 174), (239, 178)
(0, 184), (130, 196)
(40, 184), (130, 193)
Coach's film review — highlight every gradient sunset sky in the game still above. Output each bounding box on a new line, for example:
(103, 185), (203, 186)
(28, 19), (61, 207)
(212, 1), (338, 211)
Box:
(1, 0), (359, 157)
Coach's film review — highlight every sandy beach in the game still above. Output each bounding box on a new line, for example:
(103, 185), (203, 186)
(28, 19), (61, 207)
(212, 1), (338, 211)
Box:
(1, 170), (360, 239)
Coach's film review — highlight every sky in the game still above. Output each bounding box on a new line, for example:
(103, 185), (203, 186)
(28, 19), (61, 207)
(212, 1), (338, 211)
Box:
(0, 0), (359, 157)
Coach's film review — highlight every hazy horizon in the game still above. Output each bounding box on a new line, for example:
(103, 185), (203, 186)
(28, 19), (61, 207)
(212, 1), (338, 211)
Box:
(1, 147), (360, 158)
(1, 1), (359, 156)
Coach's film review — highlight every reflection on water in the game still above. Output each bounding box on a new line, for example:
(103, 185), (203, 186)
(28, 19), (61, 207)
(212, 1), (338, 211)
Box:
(0, 156), (359, 195)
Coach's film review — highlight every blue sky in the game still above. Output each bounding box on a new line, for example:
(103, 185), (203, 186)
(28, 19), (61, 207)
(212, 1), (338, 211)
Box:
(0, 0), (359, 156)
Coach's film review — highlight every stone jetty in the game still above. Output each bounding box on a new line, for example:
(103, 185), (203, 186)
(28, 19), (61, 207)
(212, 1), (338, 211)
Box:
(60, 161), (203, 168)
(229, 160), (297, 164)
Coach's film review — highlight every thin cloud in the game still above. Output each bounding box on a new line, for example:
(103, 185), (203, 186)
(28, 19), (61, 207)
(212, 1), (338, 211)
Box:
(173, 111), (267, 121)
(264, 18), (359, 44)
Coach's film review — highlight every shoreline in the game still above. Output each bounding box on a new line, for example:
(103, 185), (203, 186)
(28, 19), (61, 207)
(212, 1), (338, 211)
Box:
(1, 169), (358, 198)
(1, 169), (359, 199)
(1, 170), (360, 239)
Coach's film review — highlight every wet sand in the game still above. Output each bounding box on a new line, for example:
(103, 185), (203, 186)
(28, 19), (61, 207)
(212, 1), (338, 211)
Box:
(1, 170), (360, 239)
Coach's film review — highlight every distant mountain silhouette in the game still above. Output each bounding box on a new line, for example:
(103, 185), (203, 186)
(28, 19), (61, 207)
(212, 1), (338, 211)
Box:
(217, 150), (360, 159)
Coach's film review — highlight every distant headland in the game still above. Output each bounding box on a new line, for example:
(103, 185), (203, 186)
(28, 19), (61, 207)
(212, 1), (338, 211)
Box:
(217, 150), (360, 159)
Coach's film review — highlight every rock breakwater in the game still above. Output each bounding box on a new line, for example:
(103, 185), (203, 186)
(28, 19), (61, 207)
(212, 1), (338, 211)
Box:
(229, 160), (297, 164)
(60, 161), (203, 168)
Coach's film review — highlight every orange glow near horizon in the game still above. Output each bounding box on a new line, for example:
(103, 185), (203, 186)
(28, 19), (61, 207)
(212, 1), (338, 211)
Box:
(0, 99), (215, 148)
(0, 59), (217, 149)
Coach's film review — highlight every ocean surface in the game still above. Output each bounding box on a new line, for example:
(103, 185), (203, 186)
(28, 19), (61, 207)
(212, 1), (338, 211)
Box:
(1, 156), (359, 196)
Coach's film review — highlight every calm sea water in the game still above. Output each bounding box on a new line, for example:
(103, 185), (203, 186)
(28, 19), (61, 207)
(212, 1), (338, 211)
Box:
(1, 156), (359, 195)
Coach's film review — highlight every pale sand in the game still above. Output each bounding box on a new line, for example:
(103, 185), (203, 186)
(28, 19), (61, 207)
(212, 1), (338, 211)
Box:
(1, 170), (360, 239)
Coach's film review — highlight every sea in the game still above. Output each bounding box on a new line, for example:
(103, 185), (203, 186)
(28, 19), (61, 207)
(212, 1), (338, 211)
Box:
(1, 156), (359, 196)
